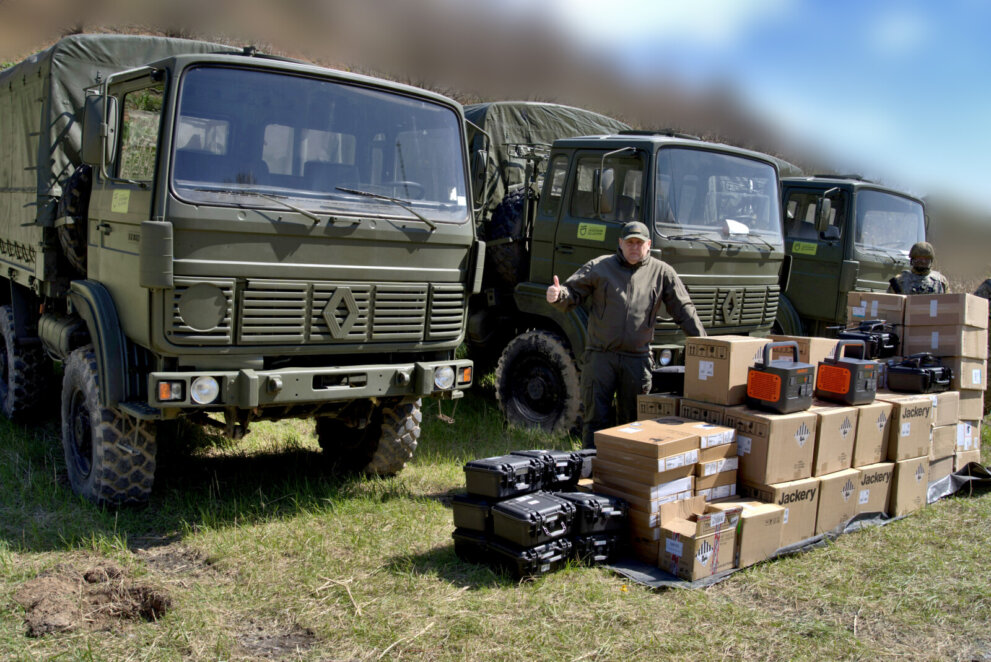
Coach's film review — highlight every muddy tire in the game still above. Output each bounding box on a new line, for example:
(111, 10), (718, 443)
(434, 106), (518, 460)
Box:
(61, 347), (157, 506)
(485, 188), (530, 286)
(316, 397), (421, 476)
(0, 305), (49, 421)
(495, 330), (581, 434)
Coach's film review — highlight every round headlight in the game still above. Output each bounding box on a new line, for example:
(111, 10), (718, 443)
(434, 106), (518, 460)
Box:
(190, 376), (220, 404)
(658, 349), (673, 366)
(433, 366), (455, 390)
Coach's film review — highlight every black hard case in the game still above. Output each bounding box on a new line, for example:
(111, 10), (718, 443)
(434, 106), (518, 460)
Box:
(577, 449), (596, 479)
(463, 454), (544, 499)
(491, 491), (575, 546)
(451, 493), (495, 533)
(510, 449), (583, 489)
(571, 533), (624, 565)
(488, 538), (572, 578)
(886, 354), (953, 393)
(554, 492), (628, 535)
(451, 528), (489, 565)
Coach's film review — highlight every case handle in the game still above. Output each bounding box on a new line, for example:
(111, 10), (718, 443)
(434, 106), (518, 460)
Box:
(830, 339), (867, 361)
(762, 340), (800, 366)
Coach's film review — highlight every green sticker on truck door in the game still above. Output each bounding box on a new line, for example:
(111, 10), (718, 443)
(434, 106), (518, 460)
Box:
(577, 222), (607, 241)
(791, 241), (818, 256)
(111, 189), (130, 214)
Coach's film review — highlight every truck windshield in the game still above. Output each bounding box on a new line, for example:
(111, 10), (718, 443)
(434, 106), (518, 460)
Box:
(854, 190), (925, 255)
(654, 147), (782, 242)
(171, 66), (469, 223)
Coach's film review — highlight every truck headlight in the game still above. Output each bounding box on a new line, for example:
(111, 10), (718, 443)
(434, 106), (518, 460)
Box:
(658, 350), (673, 366)
(433, 366), (455, 390)
(190, 376), (220, 404)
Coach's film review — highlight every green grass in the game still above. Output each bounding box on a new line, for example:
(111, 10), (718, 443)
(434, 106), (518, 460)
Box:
(1, 390), (989, 661)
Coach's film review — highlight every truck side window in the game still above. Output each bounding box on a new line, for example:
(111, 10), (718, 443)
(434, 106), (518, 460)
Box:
(119, 83), (164, 181)
(540, 155), (568, 217)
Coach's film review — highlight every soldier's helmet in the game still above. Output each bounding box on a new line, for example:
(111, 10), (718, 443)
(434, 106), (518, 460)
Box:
(909, 242), (935, 259)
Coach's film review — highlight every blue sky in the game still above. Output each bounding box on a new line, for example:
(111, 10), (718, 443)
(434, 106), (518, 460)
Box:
(509, 0), (990, 212)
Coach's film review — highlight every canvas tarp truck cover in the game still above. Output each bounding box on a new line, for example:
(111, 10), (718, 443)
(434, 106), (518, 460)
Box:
(464, 101), (630, 219)
(0, 34), (238, 234)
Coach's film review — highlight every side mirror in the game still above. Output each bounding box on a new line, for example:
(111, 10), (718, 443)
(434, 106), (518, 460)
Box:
(470, 149), (488, 206)
(81, 94), (118, 168)
(814, 196), (832, 232)
(598, 168), (615, 217)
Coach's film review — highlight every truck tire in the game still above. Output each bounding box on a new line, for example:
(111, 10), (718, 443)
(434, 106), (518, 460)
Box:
(0, 305), (49, 420)
(485, 188), (530, 286)
(316, 397), (422, 476)
(495, 330), (581, 434)
(772, 294), (804, 336)
(57, 165), (92, 275)
(61, 347), (157, 506)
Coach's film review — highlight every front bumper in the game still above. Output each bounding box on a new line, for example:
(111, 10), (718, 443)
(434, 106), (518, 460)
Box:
(145, 359), (473, 410)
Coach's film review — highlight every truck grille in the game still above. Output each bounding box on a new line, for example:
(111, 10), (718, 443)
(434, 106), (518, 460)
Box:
(168, 279), (465, 345)
(655, 285), (779, 333)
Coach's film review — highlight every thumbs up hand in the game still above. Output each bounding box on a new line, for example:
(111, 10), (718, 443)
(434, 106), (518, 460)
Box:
(546, 275), (562, 303)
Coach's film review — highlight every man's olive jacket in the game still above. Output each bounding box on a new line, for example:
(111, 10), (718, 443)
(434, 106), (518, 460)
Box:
(550, 249), (706, 355)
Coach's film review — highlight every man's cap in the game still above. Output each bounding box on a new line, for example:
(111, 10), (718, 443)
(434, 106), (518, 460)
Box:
(909, 241), (935, 259)
(620, 221), (650, 241)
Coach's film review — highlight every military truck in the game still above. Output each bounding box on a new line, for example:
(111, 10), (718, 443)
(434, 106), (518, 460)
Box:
(465, 102), (785, 432)
(776, 175), (927, 336)
(0, 34), (478, 505)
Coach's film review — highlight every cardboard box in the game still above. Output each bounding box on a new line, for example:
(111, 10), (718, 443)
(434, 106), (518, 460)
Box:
(956, 420), (982, 452)
(852, 400), (893, 467)
(846, 292), (906, 326)
(902, 325), (988, 360)
(695, 470), (738, 502)
(929, 456), (953, 483)
(696, 454), (739, 478)
(630, 534), (659, 563)
(658, 497), (741, 580)
(928, 391), (959, 427)
(930, 424), (957, 460)
(903, 293), (989, 329)
(955, 449), (982, 471)
(696, 482), (738, 502)
(809, 403), (858, 476)
(593, 467), (695, 502)
(594, 457), (695, 488)
(637, 393), (681, 420)
(678, 398), (728, 426)
(890, 457), (929, 516)
(856, 462), (894, 515)
(594, 419), (700, 458)
(709, 498), (785, 568)
(592, 479), (694, 514)
(725, 407), (816, 484)
(958, 389), (985, 420)
(594, 444), (699, 474)
(699, 442), (738, 463)
(943, 357), (987, 391)
(650, 416), (736, 449)
(815, 469), (860, 535)
(876, 393), (935, 461)
(768, 334), (840, 369)
(739, 476), (820, 548)
(683, 335), (771, 406)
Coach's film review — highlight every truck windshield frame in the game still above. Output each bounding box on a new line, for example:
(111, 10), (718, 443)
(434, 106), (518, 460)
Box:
(170, 65), (470, 224)
(853, 189), (925, 256)
(653, 147), (783, 243)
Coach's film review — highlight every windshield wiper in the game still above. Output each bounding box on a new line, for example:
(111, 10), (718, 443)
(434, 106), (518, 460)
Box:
(658, 233), (731, 249)
(192, 187), (323, 224)
(336, 186), (437, 231)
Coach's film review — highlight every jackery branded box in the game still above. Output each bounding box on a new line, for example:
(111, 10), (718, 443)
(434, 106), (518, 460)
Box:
(928, 391), (959, 427)
(852, 400), (893, 467)
(709, 498), (785, 569)
(855, 462), (894, 515)
(815, 469), (860, 535)
(876, 393), (934, 461)
(683, 335), (771, 406)
(768, 335), (840, 373)
(636, 393), (681, 420)
(902, 293), (989, 328)
(930, 424), (957, 461)
(658, 497), (741, 580)
(725, 407), (816, 484)
(846, 292), (906, 326)
(678, 399), (728, 426)
(809, 403), (857, 476)
(890, 456), (929, 516)
(957, 390), (985, 420)
(902, 326), (988, 359)
(943, 357), (987, 391)
(740, 476), (820, 548)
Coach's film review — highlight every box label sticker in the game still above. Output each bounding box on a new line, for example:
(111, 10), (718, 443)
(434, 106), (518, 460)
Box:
(737, 435), (752, 455)
(930, 331), (939, 349)
(665, 454), (686, 470)
(870, 301), (880, 317)
(973, 369), (983, 385)
(851, 305), (866, 319)
(577, 222), (607, 241)
(695, 539), (714, 566)
(698, 360), (714, 381)
(929, 300), (938, 317)
(859, 489), (870, 505)
(782, 507), (789, 524)
(665, 538), (683, 557)
(710, 512), (726, 527)
(901, 422), (911, 438)
(617, 425), (641, 434)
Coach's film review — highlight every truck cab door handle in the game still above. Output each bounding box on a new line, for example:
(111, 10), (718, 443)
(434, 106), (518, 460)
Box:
(557, 245), (574, 255)
(97, 222), (112, 235)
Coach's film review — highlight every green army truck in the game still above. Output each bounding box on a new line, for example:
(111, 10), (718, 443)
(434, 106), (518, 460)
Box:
(776, 175), (926, 336)
(0, 34), (478, 505)
(465, 102), (785, 432)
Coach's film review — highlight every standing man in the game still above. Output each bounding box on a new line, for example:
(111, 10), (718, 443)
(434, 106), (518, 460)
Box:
(546, 221), (705, 448)
(888, 242), (949, 294)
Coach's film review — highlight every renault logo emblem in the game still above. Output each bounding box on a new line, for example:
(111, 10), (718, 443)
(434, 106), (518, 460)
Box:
(722, 289), (742, 325)
(323, 287), (358, 338)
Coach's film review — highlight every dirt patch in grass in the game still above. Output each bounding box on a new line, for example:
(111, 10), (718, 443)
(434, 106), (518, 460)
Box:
(13, 562), (172, 637)
(134, 542), (215, 576)
(236, 620), (318, 659)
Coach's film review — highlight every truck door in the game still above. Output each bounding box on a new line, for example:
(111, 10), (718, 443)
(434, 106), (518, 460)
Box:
(782, 187), (849, 326)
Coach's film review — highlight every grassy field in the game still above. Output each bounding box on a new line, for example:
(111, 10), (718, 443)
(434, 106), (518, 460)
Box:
(1, 386), (989, 661)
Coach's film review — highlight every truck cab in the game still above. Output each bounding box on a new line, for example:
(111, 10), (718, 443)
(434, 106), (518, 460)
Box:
(777, 176), (926, 336)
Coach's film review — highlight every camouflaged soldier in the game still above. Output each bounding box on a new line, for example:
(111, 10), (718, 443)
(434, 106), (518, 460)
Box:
(546, 221), (705, 448)
(887, 241), (949, 294)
